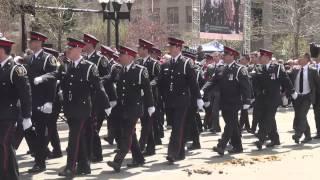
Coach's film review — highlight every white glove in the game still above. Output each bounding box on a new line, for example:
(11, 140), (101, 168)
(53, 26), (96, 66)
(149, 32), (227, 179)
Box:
(22, 118), (32, 130)
(110, 101), (117, 108)
(34, 76), (44, 85)
(291, 92), (298, 100)
(243, 104), (250, 110)
(105, 108), (112, 116)
(200, 90), (204, 97)
(150, 80), (157, 86)
(197, 99), (204, 110)
(39, 102), (53, 114)
(148, 106), (156, 117)
(204, 101), (210, 108)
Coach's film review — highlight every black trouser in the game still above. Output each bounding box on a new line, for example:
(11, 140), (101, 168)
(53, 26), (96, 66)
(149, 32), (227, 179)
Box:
(313, 97), (320, 135)
(239, 109), (250, 129)
(66, 118), (88, 172)
(257, 102), (280, 143)
(153, 107), (164, 141)
(184, 106), (200, 144)
(14, 120), (37, 153)
(139, 107), (155, 153)
(32, 111), (50, 167)
(251, 98), (263, 133)
(166, 106), (188, 159)
(211, 92), (221, 131)
(218, 108), (242, 150)
(293, 94), (311, 138)
(46, 101), (62, 154)
(113, 117), (144, 165)
(90, 109), (105, 160)
(0, 121), (19, 180)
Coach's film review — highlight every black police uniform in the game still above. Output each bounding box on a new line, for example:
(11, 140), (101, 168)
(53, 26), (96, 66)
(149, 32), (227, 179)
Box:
(158, 54), (201, 162)
(136, 56), (160, 155)
(86, 51), (116, 162)
(57, 57), (110, 174)
(255, 63), (295, 148)
(25, 49), (57, 169)
(184, 64), (205, 149)
(203, 61), (251, 154)
(0, 57), (32, 180)
(203, 63), (223, 132)
(108, 63), (153, 171)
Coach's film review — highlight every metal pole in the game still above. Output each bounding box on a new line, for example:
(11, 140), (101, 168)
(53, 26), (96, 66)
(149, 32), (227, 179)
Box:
(21, 13), (27, 53)
(107, 3), (111, 46)
(115, 17), (120, 49)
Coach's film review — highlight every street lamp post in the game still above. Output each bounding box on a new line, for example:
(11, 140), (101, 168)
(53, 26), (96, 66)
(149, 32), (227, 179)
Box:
(98, 0), (134, 49)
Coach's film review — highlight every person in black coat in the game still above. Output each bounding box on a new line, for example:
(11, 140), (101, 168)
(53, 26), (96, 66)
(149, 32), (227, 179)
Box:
(203, 46), (252, 156)
(254, 49), (296, 150)
(158, 37), (203, 163)
(107, 45), (155, 172)
(0, 38), (32, 180)
(26, 31), (58, 173)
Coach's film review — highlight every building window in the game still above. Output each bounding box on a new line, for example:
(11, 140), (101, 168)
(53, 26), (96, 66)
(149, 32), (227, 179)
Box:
(186, 6), (192, 23)
(167, 7), (179, 24)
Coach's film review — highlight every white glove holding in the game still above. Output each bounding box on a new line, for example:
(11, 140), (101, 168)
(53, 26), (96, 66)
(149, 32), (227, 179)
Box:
(110, 101), (117, 108)
(34, 76), (44, 85)
(22, 118), (32, 130)
(41, 102), (53, 114)
(150, 80), (157, 86)
(197, 99), (204, 110)
(148, 106), (156, 117)
(105, 108), (112, 116)
(200, 90), (204, 97)
(291, 92), (298, 100)
(243, 104), (250, 110)
(204, 101), (210, 108)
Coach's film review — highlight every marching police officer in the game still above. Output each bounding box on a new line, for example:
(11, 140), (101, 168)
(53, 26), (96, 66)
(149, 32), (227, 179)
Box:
(26, 31), (58, 173)
(254, 49), (296, 150)
(100, 45), (122, 146)
(136, 39), (161, 156)
(203, 46), (252, 156)
(158, 37), (203, 163)
(52, 38), (111, 178)
(0, 37), (32, 180)
(107, 45), (155, 172)
(83, 34), (115, 162)
(42, 47), (63, 159)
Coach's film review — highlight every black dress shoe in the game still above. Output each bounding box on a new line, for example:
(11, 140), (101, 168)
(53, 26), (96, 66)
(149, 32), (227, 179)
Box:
(166, 156), (175, 164)
(292, 134), (300, 144)
(104, 137), (114, 145)
(213, 146), (224, 156)
(107, 161), (121, 172)
(76, 167), (91, 175)
(187, 143), (201, 150)
(301, 137), (312, 144)
(127, 161), (145, 168)
(209, 129), (217, 134)
(176, 155), (185, 161)
(313, 134), (320, 139)
(266, 141), (280, 148)
(28, 164), (46, 173)
(58, 168), (74, 178)
(228, 148), (243, 154)
(143, 151), (156, 156)
(48, 152), (63, 159)
(91, 156), (103, 163)
(254, 141), (263, 150)
(113, 149), (120, 153)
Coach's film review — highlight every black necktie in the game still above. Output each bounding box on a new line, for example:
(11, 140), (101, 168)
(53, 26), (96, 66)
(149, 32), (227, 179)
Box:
(299, 68), (304, 93)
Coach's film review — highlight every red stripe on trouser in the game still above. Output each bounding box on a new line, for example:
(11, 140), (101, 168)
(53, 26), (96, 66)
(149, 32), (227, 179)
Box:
(2, 125), (12, 175)
(177, 110), (187, 156)
(71, 120), (85, 172)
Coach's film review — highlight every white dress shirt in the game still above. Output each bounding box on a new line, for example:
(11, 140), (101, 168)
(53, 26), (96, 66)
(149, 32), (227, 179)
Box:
(295, 64), (311, 95)
(34, 49), (43, 59)
(73, 56), (83, 68)
(173, 53), (182, 62)
(143, 56), (150, 65)
(87, 50), (95, 59)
